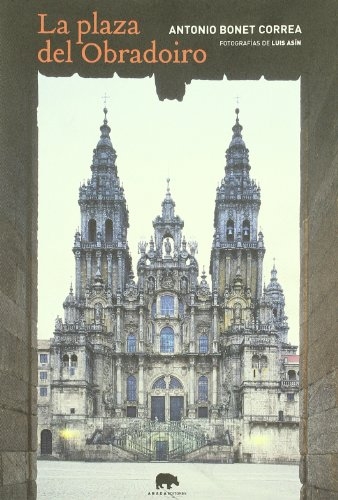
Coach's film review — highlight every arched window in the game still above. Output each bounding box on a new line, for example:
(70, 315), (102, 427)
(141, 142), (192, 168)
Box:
(41, 429), (52, 455)
(88, 219), (96, 242)
(62, 354), (69, 367)
(243, 219), (250, 241)
(199, 335), (208, 353)
(160, 327), (174, 353)
(252, 355), (259, 368)
(127, 375), (137, 401)
(198, 376), (208, 401)
(261, 355), (268, 368)
(169, 376), (183, 389)
(160, 295), (174, 316)
(226, 220), (234, 241)
(105, 219), (113, 243)
(152, 377), (166, 389)
(288, 369), (296, 380)
(127, 334), (136, 353)
(70, 354), (78, 367)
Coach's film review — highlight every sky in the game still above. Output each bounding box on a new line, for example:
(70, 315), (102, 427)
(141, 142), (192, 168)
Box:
(38, 74), (300, 346)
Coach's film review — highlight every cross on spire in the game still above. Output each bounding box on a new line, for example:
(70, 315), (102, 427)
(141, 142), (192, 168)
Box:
(101, 93), (110, 106)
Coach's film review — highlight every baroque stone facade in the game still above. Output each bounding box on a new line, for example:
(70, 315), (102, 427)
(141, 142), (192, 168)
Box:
(38, 107), (299, 463)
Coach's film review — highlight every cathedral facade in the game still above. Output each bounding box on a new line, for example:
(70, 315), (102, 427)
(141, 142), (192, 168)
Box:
(38, 108), (299, 463)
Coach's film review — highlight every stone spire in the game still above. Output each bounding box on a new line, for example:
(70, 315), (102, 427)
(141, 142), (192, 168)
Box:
(93, 106), (117, 166)
(225, 108), (250, 169)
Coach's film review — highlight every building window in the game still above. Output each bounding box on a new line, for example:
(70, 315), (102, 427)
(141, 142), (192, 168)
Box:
(71, 354), (78, 367)
(127, 375), (137, 401)
(70, 408), (75, 414)
(198, 376), (208, 402)
(169, 376), (183, 389)
(88, 219), (96, 242)
(105, 219), (113, 243)
(40, 387), (48, 397)
(252, 355), (259, 368)
(40, 371), (47, 380)
(243, 219), (250, 241)
(40, 353), (48, 364)
(160, 327), (174, 353)
(62, 354), (69, 367)
(198, 407), (208, 419)
(226, 220), (234, 241)
(127, 406), (137, 418)
(153, 377), (166, 389)
(288, 370), (297, 380)
(199, 335), (208, 353)
(261, 355), (268, 368)
(127, 334), (136, 353)
(160, 295), (174, 316)
(278, 410), (284, 421)
(287, 393), (295, 402)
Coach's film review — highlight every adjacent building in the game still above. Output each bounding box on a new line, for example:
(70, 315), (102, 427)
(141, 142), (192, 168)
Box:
(38, 107), (299, 463)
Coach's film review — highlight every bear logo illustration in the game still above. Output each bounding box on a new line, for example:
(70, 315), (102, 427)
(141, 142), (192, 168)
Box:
(156, 473), (179, 490)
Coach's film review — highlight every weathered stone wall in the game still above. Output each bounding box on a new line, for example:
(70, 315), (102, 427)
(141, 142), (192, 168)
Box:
(0, 3), (38, 498)
(299, 47), (338, 500)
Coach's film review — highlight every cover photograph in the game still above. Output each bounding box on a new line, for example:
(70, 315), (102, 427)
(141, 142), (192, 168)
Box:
(4, 1), (336, 499)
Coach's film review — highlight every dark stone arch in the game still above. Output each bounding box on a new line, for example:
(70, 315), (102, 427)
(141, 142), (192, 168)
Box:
(0, 2), (337, 498)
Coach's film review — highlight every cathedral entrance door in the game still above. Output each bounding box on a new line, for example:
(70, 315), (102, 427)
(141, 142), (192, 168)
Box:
(40, 429), (52, 455)
(151, 396), (165, 422)
(170, 396), (184, 421)
(155, 440), (169, 461)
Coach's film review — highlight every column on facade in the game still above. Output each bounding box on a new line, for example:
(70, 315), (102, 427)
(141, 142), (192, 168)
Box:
(86, 251), (92, 285)
(212, 248), (220, 292)
(107, 252), (112, 289)
(225, 253), (231, 287)
(237, 248), (242, 272)
(93, 350), (105, 416)
(139, 294), (144, 352)
(188, 357), (195, 417)
(257, 250), (264, 299)
(246, 251), (252, 290)
(75, 251), (81, 300)
(96, 250), (101, 274)
(189, 296), (195, 353)
(116, 303), (121, 352)
(138, 357), (144, 410)
(212, 358), (218, 406)
(117, 250), (122, 291)
(212, 293), (218, 353)
(116, 358), (122, 408)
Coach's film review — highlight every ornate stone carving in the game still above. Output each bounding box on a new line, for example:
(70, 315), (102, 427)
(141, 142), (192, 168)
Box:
(161, 270), (175, 289)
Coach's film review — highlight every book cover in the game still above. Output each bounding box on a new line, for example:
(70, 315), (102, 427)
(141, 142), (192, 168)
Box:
(0, 1), (337, 499)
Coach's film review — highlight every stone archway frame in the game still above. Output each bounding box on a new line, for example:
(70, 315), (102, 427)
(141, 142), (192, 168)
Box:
(1, 1), (337, 499)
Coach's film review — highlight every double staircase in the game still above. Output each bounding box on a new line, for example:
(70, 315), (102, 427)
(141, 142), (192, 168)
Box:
(87, 420), (224, 461)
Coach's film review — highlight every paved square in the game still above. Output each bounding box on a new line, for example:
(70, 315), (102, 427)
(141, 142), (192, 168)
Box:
(37, 462), (300, 499)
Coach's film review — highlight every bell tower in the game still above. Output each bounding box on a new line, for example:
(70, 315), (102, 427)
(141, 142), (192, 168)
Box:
(210, 109), (265, 302)
(73, 106), (131, 301)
